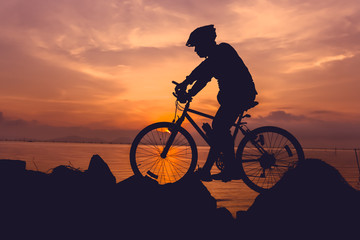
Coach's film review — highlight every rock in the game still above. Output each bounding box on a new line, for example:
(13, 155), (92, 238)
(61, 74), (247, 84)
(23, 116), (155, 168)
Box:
(86, 154), (116, 186)
(49, 164), (85, 189)
(0, 157), (236, 239)
(114, 173), (222, 239)
(0, 159), (26, 180)
(237, 158), (360, 239)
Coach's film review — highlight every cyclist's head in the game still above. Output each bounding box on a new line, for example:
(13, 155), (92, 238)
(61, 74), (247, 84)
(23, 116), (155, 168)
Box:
(186, 25), (217, 58)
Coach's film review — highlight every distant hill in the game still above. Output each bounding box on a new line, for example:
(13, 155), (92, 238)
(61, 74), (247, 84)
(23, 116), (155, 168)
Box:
(110, 136), (132, 144)
(0, 111), (138, 144)
(48, 135), (106, 143)
(46, 135), (133, 144)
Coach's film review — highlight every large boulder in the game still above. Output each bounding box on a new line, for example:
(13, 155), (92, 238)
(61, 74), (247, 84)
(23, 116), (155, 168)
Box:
(237, 158), (360, 239)
(114, 174), (237, 239)
(117, 176), (216, 239)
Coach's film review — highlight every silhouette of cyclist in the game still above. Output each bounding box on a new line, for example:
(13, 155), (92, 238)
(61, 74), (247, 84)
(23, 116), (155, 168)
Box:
(175, 25), (257, 181)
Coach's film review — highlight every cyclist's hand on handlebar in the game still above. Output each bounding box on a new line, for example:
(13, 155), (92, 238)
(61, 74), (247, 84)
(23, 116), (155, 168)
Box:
(177, 91), (191, 103)
(175, 81), (188, 94)
(172, 80), (192, 103)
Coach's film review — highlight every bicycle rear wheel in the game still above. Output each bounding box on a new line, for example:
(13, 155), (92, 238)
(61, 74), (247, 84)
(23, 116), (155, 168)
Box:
(237, 126), (305, 193)
(130, 122), (198, 185)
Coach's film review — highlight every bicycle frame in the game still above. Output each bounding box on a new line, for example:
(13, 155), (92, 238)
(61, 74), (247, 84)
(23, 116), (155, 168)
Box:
(131, 84), (304, 189)
(161, 100), (261, 158)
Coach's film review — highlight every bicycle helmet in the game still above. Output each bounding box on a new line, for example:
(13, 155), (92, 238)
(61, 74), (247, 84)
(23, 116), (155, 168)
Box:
(186, 25), (217, 47)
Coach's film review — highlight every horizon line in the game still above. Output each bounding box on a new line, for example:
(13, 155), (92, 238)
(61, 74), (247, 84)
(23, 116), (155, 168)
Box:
(0, 139), (359, 151)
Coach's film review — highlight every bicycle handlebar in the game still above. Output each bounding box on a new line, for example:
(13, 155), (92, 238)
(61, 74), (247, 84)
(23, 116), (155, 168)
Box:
(172, 81), (191, 103)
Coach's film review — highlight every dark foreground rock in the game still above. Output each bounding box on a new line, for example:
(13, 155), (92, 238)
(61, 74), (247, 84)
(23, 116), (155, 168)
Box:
(0, 155), (234, 239)
(0, 156), (359, 239)
(237, 158), (360, 239)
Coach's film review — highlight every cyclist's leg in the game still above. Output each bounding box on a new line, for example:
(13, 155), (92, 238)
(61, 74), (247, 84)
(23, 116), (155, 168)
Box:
(212, 105), (242, 171)
(202, 105), (240, 174)
(201, 146), (217, 173)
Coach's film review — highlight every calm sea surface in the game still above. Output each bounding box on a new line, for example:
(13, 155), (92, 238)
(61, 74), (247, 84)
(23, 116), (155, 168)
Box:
(0, 141), (359, 216)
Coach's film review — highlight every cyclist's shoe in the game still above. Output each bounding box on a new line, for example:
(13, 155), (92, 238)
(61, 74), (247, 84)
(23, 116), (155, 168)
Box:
(212, 169), (241, 182)
(212, 171), (232, 182)
(195, 168), (212, 182)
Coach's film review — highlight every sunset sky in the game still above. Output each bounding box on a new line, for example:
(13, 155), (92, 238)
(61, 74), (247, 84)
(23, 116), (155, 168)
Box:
(0, 0), (359, 148)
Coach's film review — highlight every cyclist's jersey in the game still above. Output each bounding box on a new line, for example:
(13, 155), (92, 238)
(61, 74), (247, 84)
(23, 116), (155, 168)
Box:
(187, 43), (257, 106)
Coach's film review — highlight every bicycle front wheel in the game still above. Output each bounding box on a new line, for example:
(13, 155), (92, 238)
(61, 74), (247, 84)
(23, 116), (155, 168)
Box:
(237, 126), (305, 193)
(130, 122), (198, 185)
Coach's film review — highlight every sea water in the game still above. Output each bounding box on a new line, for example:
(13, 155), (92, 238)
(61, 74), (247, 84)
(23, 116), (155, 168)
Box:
(0, 141), (359, 216)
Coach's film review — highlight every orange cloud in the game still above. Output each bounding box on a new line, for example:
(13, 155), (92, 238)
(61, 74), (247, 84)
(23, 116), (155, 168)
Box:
(0, 0), (359, 147)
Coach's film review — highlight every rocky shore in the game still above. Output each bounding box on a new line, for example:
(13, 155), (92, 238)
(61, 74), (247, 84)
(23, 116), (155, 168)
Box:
(0, 156), (359, 239)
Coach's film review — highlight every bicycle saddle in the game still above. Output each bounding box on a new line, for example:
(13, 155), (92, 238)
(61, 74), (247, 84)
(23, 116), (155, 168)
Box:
(243, 101), (259, 111)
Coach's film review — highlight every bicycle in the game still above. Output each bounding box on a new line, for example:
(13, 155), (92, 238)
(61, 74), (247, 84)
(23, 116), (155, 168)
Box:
(130, 81), (305, 192)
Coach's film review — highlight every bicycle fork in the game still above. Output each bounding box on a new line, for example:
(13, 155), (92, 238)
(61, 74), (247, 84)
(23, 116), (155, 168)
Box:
(160, 117), (185, 158)
(160, 128), (178, 158)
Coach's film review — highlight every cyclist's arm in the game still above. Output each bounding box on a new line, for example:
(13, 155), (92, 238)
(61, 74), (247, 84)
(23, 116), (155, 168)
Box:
(188, 77), (211, 97)
(183, 59), (213, 95)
